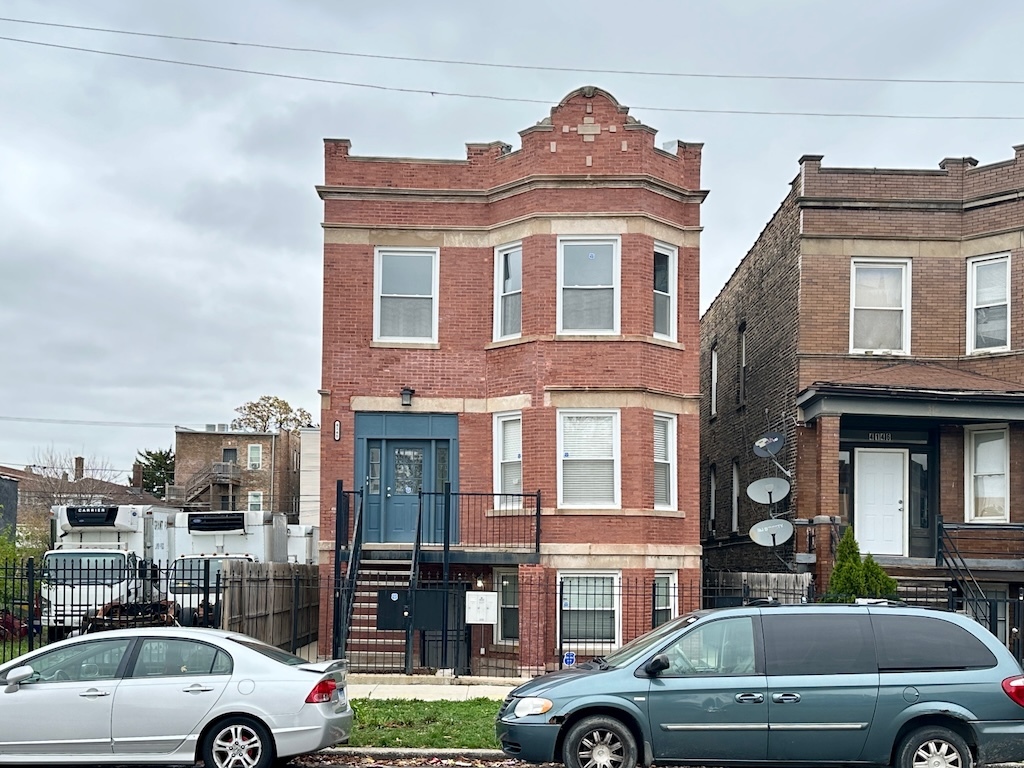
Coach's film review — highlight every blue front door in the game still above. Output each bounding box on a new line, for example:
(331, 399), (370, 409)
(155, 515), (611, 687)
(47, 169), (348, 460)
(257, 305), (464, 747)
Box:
(384, 441), (431, 542)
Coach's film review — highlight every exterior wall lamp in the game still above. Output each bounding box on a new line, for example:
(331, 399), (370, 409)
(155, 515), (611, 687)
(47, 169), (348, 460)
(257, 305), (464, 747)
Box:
(400, 387), (416, 407)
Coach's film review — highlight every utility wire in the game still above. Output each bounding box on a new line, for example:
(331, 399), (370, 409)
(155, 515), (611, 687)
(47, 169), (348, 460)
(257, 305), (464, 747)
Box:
(3, 34), (1024, 121)
(2, 16), (1023, 87)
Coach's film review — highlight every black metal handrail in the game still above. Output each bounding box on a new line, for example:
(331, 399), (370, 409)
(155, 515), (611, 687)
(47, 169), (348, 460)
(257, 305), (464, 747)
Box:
(416, 490), (542, 551)
(936, 515), (988, 623)
(337, 491), (364, 658)
(404, 489), (427, 674)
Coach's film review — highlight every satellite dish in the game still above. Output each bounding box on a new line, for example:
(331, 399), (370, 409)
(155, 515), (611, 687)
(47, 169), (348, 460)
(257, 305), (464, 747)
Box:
(746, 477), (791, 505)
(749, 518), (794, 547)
(753, 432), (785, 457)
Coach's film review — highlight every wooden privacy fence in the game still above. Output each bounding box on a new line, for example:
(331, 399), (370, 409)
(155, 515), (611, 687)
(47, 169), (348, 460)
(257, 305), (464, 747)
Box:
(220, 561), (319, 653)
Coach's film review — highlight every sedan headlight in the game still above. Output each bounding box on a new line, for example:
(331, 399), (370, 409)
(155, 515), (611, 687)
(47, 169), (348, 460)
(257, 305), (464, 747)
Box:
(513, 697), (553, 718)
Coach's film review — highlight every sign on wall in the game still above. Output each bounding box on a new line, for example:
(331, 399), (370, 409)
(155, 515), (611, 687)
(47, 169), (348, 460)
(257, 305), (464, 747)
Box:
(465, 591), (498, 624)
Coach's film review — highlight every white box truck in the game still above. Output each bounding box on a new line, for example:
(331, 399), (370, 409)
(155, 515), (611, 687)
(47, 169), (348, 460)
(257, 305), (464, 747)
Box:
(166, 510), (288, 626)
(40, 505), (177, 639)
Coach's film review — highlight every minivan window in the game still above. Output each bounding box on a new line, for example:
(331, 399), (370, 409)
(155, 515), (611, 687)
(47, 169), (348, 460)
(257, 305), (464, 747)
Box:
(602, 612), (701, 668)
(763, 614), (875, 675)
(872, 614), (997, 671)
(659, 616), (756, 675)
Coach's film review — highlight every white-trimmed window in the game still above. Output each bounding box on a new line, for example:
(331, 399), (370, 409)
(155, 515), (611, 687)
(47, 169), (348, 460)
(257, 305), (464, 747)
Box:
(968, 254), (1009, 353)
(494, 412), (522, 496)
(653, 571), (678, 627)
(247, 444), (262, 470)
(654, 414), (676, 510)
(559, 571), (620, 645)
(731, 460), (740, 533)
(709, 463), (717, 536)
(374, 247), (439, 342)
(850, 258), (911, 354)
(558, 410), (620, 508)
(966, 425), (1009, 523)
(558, 237), (620, 334)
(494, 243), (522, 340)
(496, 569), (519, 643)
(247, 491), (263, 512)
(737, 324), (747, 405)
(653, 243), (677, 340)
(710, 345), (718, 417)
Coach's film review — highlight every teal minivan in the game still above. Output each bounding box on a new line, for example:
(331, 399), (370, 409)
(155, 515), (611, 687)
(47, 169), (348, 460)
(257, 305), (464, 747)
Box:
(496, 604), (1024, 768)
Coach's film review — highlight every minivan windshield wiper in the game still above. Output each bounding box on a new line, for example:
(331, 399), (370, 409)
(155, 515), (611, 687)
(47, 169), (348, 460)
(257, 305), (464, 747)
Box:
(579, 656), (611, 670)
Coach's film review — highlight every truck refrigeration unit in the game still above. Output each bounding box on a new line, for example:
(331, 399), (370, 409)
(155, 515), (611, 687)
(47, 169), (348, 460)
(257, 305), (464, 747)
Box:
(40, 505), (177, 639)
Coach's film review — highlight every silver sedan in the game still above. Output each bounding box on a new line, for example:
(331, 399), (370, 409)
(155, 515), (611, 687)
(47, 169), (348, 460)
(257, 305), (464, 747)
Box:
(0, 626), (353, 767)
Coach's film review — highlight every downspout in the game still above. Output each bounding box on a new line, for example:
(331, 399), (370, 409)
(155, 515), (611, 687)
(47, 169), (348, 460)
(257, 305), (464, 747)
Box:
(270, 433), (276, 516)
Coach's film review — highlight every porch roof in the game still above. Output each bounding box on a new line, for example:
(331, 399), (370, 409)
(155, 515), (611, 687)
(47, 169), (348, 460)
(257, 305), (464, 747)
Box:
(797, 361), (1024, 422)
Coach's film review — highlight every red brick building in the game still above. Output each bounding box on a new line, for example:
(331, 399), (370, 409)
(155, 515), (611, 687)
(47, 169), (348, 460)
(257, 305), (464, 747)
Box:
(702, 149), (1024, 626)
(318, 87), (704, 673)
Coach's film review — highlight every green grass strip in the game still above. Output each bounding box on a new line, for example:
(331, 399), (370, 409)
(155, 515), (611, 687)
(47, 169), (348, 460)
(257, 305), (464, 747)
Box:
(347, 697), (502, 749)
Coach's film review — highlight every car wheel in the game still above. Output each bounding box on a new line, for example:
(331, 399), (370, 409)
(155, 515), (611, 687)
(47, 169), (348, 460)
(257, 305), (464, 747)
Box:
(178, 608), (196, 627)
(896, 726), (973, 768)
(562, 715), (638, 768)
(202, 716), (274, 768)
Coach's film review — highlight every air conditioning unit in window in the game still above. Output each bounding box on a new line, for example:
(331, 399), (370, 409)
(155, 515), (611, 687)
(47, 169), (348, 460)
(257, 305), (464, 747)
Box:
(249, 463), (261, 470)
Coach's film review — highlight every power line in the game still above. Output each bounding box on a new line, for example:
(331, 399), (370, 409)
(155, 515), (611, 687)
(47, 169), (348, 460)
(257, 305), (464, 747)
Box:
(3, 34), (1024, 121)
(2, 16), (1023, 87)
(0, 415), (180, 428)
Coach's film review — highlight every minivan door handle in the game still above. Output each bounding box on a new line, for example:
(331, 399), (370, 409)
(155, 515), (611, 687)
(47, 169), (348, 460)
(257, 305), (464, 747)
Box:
(735, 692), (764, 704)
(772, 692), (801, 703)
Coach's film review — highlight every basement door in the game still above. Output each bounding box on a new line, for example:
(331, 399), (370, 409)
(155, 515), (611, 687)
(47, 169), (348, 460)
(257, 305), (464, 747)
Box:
(854, 448), (908, 556)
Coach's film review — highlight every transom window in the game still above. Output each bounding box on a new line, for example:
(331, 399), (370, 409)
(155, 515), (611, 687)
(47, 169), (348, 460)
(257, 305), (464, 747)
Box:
(968, 254), (1009, 353)
(374, 247), (439, 342)
(850, 259), (911, 354)
(653, 243), (677, 340)
(558, 410), (620, 508)
(494, 244), (522, 340)
(966, 425), (1008, 523)
(558, 237), (620, 334)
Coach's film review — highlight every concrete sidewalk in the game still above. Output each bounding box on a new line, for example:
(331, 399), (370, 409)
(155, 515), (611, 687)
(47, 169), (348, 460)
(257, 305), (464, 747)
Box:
(346, 673), (521, 701)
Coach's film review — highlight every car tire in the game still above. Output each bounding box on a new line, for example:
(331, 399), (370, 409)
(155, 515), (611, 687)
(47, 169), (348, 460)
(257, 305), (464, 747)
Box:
(202, 716), (275, 768)
(896, 725), (973, 768)
(178, 608), (196, 627)
(562, 715), (638, 768)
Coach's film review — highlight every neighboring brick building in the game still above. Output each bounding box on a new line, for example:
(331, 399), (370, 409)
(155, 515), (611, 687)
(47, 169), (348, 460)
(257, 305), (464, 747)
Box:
(168, 425), (301, 521)
(318, 87), (705, 673)
(702, 148), (1024, 613)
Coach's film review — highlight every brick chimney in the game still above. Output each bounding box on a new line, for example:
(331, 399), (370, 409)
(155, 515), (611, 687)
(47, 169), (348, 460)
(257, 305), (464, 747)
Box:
(132, 462), (144, 489)
(74, 456), (84, 481)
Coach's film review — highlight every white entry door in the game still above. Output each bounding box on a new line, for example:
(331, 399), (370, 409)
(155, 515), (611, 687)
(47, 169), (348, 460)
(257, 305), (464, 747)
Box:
(854, 448), (907, 556)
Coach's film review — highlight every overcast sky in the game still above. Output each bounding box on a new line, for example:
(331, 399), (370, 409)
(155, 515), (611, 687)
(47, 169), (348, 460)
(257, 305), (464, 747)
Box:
(3, 0), (1024, 479)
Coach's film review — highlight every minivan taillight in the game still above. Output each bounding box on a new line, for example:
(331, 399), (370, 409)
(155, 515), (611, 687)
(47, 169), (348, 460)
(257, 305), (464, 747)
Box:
(1002, 676), (1024, 707)
(306, 679), (337, 704)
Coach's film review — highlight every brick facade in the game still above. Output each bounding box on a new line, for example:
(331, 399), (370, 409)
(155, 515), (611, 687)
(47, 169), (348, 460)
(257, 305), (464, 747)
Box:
(702, 147), (1024, 592)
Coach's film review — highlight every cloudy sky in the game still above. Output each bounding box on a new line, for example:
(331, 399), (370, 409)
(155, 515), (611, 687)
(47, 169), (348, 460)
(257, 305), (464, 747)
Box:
(2, 0), (1023, 479)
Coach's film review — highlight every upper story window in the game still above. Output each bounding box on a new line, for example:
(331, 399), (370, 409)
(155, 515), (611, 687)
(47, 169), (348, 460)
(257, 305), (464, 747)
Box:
(247, 444), (262, 470)
(850, 258), (911, 354)
(737, 323), (747, 405)
(558, 237), (620, 334)
(247, 491), (263, 512)
(708, 463), (717, 536)
(966, 425), (1008, 523)
(558, 409), (620, 508)
(710, 345), (719, 417)
(654, 414), (676, 510)
(968, 254), (1010, 353)
(494, 412), (522, 496)
(494, 244), (522, 341)
(374, 247), (439, 343)
(653, 243), (677, 341)
(731, 460), (740, 533)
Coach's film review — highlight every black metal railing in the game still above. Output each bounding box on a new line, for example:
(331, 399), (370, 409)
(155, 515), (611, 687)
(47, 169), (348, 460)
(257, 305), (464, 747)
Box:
(417, 489), (542, 551)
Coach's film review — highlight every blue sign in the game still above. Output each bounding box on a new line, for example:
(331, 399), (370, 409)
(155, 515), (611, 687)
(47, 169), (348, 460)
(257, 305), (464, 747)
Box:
(563, 651), (576, 666)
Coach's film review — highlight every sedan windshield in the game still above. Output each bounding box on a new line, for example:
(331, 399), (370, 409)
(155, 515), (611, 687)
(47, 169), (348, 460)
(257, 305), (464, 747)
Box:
(601, 612), (704, 668)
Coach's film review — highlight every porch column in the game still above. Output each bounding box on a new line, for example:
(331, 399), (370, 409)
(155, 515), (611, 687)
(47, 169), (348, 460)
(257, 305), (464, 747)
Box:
(518, 564), (553, 675)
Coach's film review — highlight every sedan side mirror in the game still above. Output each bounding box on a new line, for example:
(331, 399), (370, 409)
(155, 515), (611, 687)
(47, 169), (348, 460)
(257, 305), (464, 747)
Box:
(4, 665), (34, 691)
(645, 653), (670, 677)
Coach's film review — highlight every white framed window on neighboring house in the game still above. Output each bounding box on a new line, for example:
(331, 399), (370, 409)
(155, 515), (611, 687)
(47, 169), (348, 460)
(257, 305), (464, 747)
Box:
(966, 425), (1009, 523)
(850, 258), (911, 354)
(737, 323), (747, 405)
(731, 460), (740, 533)
(558, 410), (620, 508)
(374, 247), (439, 342)
(709, 463), (717, 536)
(968, 254), (1010, 353)
(496, 568), (519, 643)
(558, 571), (620, 645)
(558, 237), (620, 334)
(494, 412), (523, 502)
(247, 444), (262, 470)
(494, 243), (522, 341)
(710, 345), (718, 417)
(653, 571), (678, 627)
(247, 491), (263, 512)
(653, 243), (677, 341)
(654, 414), (676, 510)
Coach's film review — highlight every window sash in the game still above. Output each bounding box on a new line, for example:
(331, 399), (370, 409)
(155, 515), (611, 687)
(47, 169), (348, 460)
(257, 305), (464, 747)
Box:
(851, 261), (908, 352)
(496, 246), (522, 339)
(654, 415), (674, 509)
(969, 429), (1008, 521)
(248, 445), (262, 469)
(969, 256), (1009, 352)
(654, 248), (674, 339)
(559, 412), (618, 506)
(731, 461), (740, 532)
(560, 574), (618, 643)
(247, 492), (263, 512)
(710, 348), (718, 416)
(559, 239), (618, 333)
(497, 416), (522, 495)
(498, 571), (519, 642)
(375, 249), (437, 341)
